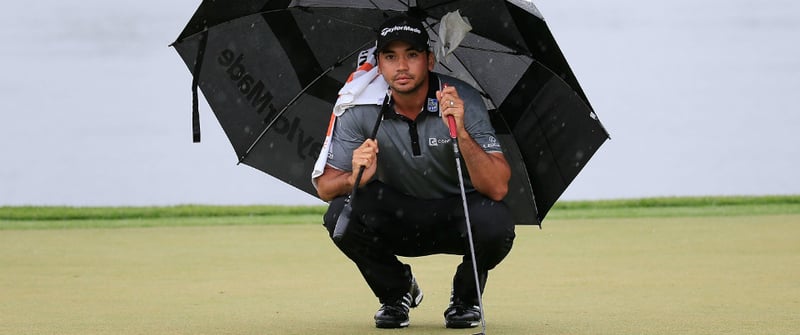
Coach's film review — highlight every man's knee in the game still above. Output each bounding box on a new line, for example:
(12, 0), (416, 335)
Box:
(468, 196), (515, 249)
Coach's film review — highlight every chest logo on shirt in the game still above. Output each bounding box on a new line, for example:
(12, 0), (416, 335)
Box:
(427, 98), (439, 113)
(428, 137), (452, 146)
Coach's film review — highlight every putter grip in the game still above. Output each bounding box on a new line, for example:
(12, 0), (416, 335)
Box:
(332, 163), (367, 242)
(331, 202), (351, 242)
(447, 115), (457, 139)
(442, 83), (457, 139)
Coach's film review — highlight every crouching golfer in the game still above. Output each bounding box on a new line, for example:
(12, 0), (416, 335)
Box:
(313, 15), (515, 329)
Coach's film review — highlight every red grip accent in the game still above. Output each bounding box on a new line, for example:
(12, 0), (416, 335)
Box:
(442, 83), (457, 139)
(447, 115), (457, 139)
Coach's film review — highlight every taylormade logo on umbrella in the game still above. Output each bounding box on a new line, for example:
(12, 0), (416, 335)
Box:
(217, 48), (323, 161)
(217, 49), (277, 115)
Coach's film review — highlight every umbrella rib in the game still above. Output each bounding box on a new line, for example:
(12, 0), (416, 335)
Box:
(426, 30), (496, 107)
(367, 0), (406, 10)
(447, 51), (497, 108)
(238, 39), (377, 163)
(314, 11), (383, 32)
(173, 9), (287, 44)
(457, 44), (527, 56)
(525, 61), (604, 198)
(418, 0), (461, 12)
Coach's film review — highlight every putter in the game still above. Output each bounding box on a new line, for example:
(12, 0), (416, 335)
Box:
(447, 113), (488, 335)
(332, 94), (391, 242)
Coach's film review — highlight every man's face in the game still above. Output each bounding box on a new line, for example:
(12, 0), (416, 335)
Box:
(377, 40), (435, 95)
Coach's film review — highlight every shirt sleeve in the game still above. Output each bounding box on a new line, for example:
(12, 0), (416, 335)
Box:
(460, 82), (503, 153)
(325, 107), (368, 171)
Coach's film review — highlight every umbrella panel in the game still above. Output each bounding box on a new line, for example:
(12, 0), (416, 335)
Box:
(173, 0), (608, 225)
(174, 11), (358, 194)
(499, 62), (607, 220)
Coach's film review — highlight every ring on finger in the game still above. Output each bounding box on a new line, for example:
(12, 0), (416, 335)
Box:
(449, 100), (455, 107)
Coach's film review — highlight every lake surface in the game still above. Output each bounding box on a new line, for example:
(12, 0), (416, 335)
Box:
(1, 0), (798, 206)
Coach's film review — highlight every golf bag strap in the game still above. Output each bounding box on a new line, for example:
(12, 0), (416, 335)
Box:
(191, 30), (209, 143)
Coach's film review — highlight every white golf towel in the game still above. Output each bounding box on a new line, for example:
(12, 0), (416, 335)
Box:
(333, 47), (388, 116)
(311, 46), (388, 189)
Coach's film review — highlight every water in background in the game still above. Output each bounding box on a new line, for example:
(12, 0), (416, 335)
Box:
(1, 0), (798, 206)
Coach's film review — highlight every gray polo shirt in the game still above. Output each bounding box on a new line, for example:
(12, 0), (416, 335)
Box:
(326, 73), (502, 199)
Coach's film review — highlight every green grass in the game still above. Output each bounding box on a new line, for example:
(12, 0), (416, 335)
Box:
(548, 195), (800, 219)
(2, 195), (799, 230)
(1, 215), (798, 334)
(0, 205), (327, 221)
(1, 196), (799, 334)
(0, 205), (325, 230)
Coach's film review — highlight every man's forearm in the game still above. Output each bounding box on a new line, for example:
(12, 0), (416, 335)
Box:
(457, 133), (510, 201)
(315, 166), (354, 201)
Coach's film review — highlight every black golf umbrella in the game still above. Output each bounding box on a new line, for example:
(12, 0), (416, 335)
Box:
(171, 0), (609, 226)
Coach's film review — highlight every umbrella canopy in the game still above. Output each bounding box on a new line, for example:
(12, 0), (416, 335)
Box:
(171, 0), (609, 225)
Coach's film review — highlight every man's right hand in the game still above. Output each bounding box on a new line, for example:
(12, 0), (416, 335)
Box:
(315, 139), (380, 202)
(349, 139), (379, 187)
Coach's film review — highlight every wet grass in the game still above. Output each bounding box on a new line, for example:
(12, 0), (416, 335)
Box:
(2, 195), (799, 230)
(1, 214), (798, 334)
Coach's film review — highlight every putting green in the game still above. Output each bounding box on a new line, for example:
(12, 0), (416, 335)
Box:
(1, 215), (798, 334)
